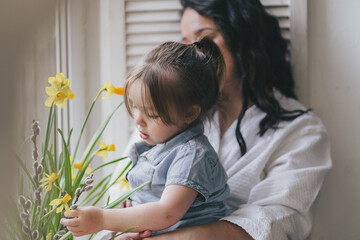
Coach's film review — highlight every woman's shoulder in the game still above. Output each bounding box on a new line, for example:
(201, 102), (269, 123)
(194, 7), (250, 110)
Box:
(275, 91), (328, 133)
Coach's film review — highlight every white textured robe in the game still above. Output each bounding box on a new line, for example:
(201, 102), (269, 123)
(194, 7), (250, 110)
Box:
(107, 92), (332, 240)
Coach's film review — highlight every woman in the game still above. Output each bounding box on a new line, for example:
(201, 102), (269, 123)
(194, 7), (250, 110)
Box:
(112, 0), (332, 239)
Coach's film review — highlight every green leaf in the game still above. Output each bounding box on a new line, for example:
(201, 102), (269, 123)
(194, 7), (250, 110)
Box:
(57, 129), (72, 195)
(73, 102), (123, 192)
(41, 106), (55, 164)
(14, 153), (36, 188)
(91, 156), (128, 173)
(73, 100), (96, 161)
(79, 173), (112, 206)
(58, 230), (72, 240)
(91, 161), (132, 206)
(47, 150), (57, 174)
(104, 180), (151, 209)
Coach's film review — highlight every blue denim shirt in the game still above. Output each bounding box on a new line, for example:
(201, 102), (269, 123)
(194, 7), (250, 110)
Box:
(127, 124), (230, 232)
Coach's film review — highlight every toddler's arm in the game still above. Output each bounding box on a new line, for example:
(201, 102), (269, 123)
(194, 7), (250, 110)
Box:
(61, 184), (197, 236)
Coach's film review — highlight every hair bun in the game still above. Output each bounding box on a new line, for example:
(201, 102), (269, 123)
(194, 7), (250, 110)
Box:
(193, 41), (203, 49)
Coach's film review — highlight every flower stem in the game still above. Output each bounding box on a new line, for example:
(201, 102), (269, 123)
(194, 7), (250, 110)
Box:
(72, 99), (96, 162)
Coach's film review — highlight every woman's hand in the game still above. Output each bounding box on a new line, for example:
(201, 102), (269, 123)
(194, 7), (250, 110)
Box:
(143, 221), (253, 240)
(60, 206), (104, 237)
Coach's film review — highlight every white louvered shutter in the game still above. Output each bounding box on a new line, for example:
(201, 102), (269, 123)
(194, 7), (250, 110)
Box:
(261, 0), (291, 59)
(125, 0), (182, 72)
(262, 0), (291, 40)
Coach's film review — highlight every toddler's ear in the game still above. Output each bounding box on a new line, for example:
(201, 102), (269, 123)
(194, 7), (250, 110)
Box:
(184, 105), (201, 124)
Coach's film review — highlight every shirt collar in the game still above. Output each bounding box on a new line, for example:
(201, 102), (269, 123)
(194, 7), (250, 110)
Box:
(132, 123), (204, 164)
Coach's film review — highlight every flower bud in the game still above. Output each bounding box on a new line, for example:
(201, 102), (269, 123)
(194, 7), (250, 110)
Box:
(19, 195), (26, 207)
(37, 165), (43, 174)
(20, 211), (29, 219)
(57, 230), (66, 236)
(85, 178), (94, 185)
(33, 175), (38, 183)
(32, 121), (40, 134)
(25, 200), (32, 210)
(34, 128), (40, 136)
(85, 185), (93, 192)
(33, 162), (39, 169)
(25, 218), (30, 227)
(75, 188), (81, 197)
(22, 226), (31, 235)
(70, 205), (78, 210)
(32, 230), (39, 239)
(32, 149), (38, 160)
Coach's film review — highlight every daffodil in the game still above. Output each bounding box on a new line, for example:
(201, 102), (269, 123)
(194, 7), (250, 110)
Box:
(116, 175), (130, 190)
(49, 193), (72, 216)
(70, 156), (92, 175)
(95, 139), (115, 160)
(73, 161), (92, 174)
(45, 73), (75, 108)
(40, 172), (60, 192)
(70, 156), (92, 181)
(102, 82), (124, 99)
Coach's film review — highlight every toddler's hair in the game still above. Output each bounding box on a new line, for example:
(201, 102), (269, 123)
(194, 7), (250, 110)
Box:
(124, 37), (225, 125)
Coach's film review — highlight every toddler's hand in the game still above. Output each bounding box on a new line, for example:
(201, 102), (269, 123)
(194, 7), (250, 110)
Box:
(60, 206), (104, 237)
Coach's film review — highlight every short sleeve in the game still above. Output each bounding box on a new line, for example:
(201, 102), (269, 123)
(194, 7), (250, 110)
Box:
(165, 141), (228, 202)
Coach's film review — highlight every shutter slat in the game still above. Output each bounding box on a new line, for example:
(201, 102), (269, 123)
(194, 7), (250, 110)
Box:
(126, 1), (182, 12)
(278, 18), (290, 29)
(261, 0), (290, 7)
(127, 22), (181, 34)
(126, 11), (181, 23)
(127, 33), (181, 45)
(127, 56), (142, 68)
(265, 7), (290, 18)
(127, 44), (155, 56)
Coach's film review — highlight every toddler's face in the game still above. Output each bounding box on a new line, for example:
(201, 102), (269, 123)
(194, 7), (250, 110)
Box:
(128, 82), (185, 146)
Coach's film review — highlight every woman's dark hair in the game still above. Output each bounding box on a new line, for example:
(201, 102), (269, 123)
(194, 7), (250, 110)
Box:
(181, 0), (309, 155)
(124, 37), (225, 126)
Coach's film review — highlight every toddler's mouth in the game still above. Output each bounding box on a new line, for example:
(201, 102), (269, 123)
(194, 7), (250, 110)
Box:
(137, 125), (149, 140)
(139, 130), (149, 140)
(140, 131), (149, 140)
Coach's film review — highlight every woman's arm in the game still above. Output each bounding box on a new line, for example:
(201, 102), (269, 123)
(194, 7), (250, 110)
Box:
(143, 220), (253, 240)
(112, 221), (253, 240)
(61, 185), (197, 236)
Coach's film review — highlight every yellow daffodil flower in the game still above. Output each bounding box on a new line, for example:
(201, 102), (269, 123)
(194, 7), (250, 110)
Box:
(40, 172), (60, 192)
(70, 156), (92, 181)
(45, 73), (75, 108)
(117, 175), (130, 190)
(73, 162), (92, 175)
(102, 82), (124, 99)
(49, 193), (72, 216)
(95, 139), (115, 160)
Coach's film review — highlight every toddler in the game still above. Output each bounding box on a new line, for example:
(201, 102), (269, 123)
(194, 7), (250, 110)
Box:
(61, 37), (230, 237)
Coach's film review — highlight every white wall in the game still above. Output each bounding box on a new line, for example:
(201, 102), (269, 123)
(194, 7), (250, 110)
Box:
(307, 0), (360, 239)
(0, 0), (57, 235)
